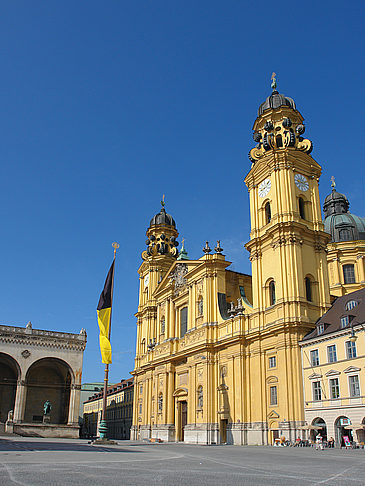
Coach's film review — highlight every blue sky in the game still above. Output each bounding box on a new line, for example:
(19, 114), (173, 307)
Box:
(1, 1), (364, 384)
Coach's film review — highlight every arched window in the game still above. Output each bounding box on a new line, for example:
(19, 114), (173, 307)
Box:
(269, 281), (276, 306)
(343, 264), (356, 284)
(299, 197), (305, 219)
(305, 277), (312, 302)
(346, 300), (358, 311)
(265, 202), (271, 224)
(197, 386), (203, 409)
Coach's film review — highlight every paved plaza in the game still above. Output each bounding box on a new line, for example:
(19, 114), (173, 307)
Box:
(1, 436), (365, 486)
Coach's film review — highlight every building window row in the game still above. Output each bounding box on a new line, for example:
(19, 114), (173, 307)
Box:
(312, 375), (361, 401)
(310, 341), (357, 367)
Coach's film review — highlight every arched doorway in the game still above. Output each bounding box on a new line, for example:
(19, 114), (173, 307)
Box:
(335, 416), (353, 447)
(311, 417), (327, 442)
(24, 358), (73, 424)
(0, 353), (20, 423)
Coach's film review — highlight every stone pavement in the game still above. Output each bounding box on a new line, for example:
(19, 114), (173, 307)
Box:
(1, 436), (365, 485)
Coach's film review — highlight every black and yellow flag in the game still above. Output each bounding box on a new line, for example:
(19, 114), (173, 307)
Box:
(97, 261), (115, 364)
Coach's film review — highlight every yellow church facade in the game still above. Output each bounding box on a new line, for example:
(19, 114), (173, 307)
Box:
(131, 81), (360, 445)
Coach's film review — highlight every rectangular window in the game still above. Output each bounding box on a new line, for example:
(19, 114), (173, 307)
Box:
(318, 323), (325, 335)
(330, 378), (340, 399)
(312, 381), (322, 401)
(349, 375), (360, 397)
(139, 403), (142, 414)
(346, 340), (357, 359)
(269, 356), (276, 368)
(180, 307), (188, 337)
(341, 316), (349, 328)
(270, 386), (278, 405)
(343, 264), (356, 284)
(310, 349), (319, 367)
(327, 345), (337, 363)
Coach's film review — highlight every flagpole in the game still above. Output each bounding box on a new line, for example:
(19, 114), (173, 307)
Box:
(99, 242), (119, 440)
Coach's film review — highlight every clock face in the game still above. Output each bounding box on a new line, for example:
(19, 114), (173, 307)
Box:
(144, 273), (149, 287)
(295, 173), (309, 192)
(258, 178), (271, 198)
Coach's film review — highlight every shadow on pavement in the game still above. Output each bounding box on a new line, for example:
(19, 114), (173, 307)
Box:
(0, 438), (144, 453)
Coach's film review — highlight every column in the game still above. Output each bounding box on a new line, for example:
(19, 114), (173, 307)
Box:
(67, 384), (81, 425)
(167, 371), (175, 424)
(13, 380), (27, 423)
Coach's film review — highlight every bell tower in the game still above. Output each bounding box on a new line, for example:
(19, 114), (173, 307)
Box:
(245, 75), (331, 328)
(135, 199), (179, 364)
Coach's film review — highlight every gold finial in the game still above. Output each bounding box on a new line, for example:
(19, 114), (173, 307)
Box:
(112, 242), (120, 257)
(161, 194), (165, 208)
(331, 176), (336, 190)
(271, 72), (277, 91)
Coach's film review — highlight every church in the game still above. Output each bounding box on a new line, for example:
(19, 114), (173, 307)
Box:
(131, 79), (365, 445)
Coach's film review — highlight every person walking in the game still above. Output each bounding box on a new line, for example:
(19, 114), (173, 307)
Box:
(316, 433), (323, 450)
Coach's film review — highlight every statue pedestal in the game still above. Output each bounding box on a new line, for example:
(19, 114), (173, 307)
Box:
(43, 414), (51, 424)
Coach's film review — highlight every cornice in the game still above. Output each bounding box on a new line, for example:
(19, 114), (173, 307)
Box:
(0, 325), (87, 352)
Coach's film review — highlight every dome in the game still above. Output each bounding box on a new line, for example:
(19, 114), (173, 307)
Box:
(149, 207), (176, 227)
(258, 90), (296, 116)
(323, 189), (349, 217)
(323, 188), (365, 242)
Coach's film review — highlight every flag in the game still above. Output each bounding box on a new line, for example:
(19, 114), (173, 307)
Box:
(97, 260), (115, 364)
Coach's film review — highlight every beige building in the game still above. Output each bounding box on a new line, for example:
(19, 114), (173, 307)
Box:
(0, 322), (87, 438)
(300, 288), (365, 446)
(83, 378), (133, 440)
(131, 82), (334, 445)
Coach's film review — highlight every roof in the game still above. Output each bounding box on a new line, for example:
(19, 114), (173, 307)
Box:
(258, 90), (296, 116)
(84, 378), (134, 403)
(149, 207), (176, 227)
(301, 287), (365, 342)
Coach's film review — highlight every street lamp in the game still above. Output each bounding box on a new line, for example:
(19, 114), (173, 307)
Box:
(349, 326), (357, 343)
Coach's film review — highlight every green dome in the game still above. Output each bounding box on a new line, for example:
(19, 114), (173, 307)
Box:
(323, 188), (365, 242)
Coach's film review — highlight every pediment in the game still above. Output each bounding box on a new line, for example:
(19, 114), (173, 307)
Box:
(344, 366), (361, 373)
(266, 376), (278, 384)
(308, 372), (322, 380)
(267, 410), (280, 419)
(173, 387), (188, 397)
(325, 369), (341, 377)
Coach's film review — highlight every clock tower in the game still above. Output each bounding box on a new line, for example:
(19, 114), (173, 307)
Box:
(245, 78), (331, 325)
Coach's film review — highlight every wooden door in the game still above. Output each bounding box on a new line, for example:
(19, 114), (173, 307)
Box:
(181, 401), (187, 441)
(220, 419), (227, 444)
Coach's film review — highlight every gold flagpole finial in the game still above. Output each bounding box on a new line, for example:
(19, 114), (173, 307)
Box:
(112, 242), (120, 258)
(161, 194), (165, 208)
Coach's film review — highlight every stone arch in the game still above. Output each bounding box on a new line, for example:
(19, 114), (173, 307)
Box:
(311, 417), (327, 441)
(24, 357), (73, 425)
(334, 415), (352, 446)
(0, 353), (20, 423)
